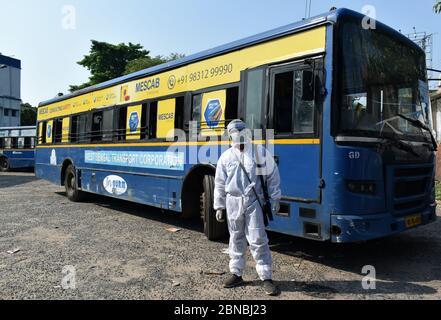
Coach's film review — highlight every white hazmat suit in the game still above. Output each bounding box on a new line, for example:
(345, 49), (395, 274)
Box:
(214, 121), (282, 281)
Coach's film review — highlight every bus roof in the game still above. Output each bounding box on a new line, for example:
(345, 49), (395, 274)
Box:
(0, 126), (36, 130)
(39, 8), (422, 107)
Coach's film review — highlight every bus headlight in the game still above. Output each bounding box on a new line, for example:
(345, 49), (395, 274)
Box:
(346, 181), (376, 195)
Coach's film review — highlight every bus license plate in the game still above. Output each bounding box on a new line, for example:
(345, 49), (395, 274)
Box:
(405, 215), (422, 228)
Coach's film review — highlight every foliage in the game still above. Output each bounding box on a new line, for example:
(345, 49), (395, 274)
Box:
(69, 40), (185, 92)
(20, 103), (38, 126)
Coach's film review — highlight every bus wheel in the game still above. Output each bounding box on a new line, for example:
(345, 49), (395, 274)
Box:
(0, 157), (9, 172)
(64, 165), (85, 202)
(201, 175), (228, 241)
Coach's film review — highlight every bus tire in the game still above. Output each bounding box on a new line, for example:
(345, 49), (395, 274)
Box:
(201, 174), (228, 241)
(64, 165), (86, 202)
(0, 157), (9, 172)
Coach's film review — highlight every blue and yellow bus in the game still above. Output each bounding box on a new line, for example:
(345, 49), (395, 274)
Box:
(35, 8), (437, 243)
(0, 126), (36, 172)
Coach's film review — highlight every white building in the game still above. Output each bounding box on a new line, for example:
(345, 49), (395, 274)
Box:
(0, 54), (21, 127)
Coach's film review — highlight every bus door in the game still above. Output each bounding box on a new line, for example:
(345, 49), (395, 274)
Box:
(267, 59), (323, 204)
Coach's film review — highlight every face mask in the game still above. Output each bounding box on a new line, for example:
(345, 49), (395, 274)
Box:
(229, 129), (252, 148)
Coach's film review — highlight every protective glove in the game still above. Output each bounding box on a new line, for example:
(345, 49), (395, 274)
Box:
(271, 200), (281, 215)
(216, 210), (226, 223)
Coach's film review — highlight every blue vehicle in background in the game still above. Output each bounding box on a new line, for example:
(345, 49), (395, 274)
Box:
(0, 126), (36, 172)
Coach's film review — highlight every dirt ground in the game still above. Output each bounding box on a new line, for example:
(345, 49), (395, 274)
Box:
(0, 172), (440, 300)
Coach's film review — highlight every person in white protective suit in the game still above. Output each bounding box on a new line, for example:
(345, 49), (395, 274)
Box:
(214, 119), (282, 296)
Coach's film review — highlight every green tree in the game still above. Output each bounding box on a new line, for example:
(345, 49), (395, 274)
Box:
(69, 41), (150, 92)
(435, 1), (441, 13)
(124, 52), (185, 75)
(20, 103), (38, 126)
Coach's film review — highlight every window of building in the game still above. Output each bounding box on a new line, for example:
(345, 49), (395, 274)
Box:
(12, 110), (18, 117)
(4, 109), (9, 117)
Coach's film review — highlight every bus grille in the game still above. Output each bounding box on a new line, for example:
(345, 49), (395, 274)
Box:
(391, 165), (433, 216)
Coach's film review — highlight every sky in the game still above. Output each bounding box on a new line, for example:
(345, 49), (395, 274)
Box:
(0, 0), (440, 106)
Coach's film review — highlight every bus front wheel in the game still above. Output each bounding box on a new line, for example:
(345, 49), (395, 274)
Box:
(0, 157), (9, 172)
(201, 175), (228, 241)
(65, 165), (86, 202)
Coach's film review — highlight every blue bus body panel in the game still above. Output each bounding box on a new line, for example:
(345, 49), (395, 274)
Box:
(2, 150), (35, 169)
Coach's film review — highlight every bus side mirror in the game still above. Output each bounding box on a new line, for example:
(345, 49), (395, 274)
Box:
(302, 70), (314, 101)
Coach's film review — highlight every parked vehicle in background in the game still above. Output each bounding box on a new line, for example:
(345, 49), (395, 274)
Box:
(0, 126), (36, 172)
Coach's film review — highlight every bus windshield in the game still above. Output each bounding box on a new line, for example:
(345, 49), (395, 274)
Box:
(337, 20), (431, 141)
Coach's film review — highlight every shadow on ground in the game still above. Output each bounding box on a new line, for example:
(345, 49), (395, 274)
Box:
(54, 191), (441, 297)
(0, 172), (37, 189)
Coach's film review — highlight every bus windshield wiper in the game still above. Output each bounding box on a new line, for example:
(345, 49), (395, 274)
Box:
(397, 114), (438, 151)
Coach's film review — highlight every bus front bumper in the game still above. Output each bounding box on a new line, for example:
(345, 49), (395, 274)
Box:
(330, 204), (437, 243)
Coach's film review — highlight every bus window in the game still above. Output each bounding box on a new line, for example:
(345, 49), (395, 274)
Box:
(0, 138), (4, 149)
(72, 114), (90, 144)
(91, 111), (104, 142)
(149, 101), (158, 139)
(272, 68), (315, 135)
(40, 122), (47, 144)
(18, 138), (25, 149)
(175, 97), (185, 131)
(225, 87), (239, 126)
(24, 137), (33, 149)
(244, 68), (265, 130)
(116, 107), (128, 141)
(70, 116), (79, 143)
(192, 95), (202, 122)
(4, 138), (12, 149)
(141, 103), (148, 140)
(11, 137), (18, 149)
(53, 118), (63, 143)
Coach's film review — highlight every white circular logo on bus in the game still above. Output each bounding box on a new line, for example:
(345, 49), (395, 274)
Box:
(103, 175), (128, 196)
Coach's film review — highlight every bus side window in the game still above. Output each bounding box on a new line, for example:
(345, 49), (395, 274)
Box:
(4, 138), (11, 149)
(0, 138), (4, 149)
(116, 107), (128, 141)
(175, 97), (185, 132)
(244, 68), (265, 130)
(91, 111), (104, 142)
(225, 87), (239, 126)
(40, 122), (47, 144)
(24, 137), (32, 149)
(70, 116), (79, 143)
(141, 103), (148, 140)
(149, 101), (158, 139)
(53, 118), (63, 144)
(272, 68), (316, 136)
(91, 109), (113, 142)
(11, 137), (18, 149)
(78, 114), (90, 144)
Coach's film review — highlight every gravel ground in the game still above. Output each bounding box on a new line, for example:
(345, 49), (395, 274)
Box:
(0, 172), (440, 300)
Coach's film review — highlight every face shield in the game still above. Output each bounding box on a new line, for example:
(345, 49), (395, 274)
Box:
(229, 128), (252, 148)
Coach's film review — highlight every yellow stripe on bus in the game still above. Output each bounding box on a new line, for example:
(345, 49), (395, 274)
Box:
(36, 139), (320, 149)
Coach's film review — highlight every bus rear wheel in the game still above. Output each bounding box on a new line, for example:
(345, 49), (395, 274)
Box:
(64, 165), (85, 202)
(0, 157), (9, 172)
(201, 174), (228, 241)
